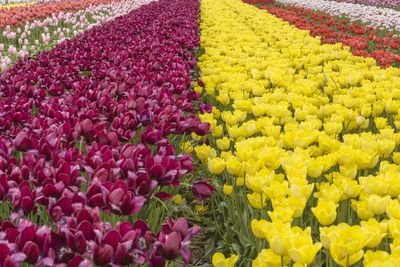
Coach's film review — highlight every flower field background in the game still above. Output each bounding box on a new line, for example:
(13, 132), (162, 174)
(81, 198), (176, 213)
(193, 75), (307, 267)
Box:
(2, 0), (400, 265)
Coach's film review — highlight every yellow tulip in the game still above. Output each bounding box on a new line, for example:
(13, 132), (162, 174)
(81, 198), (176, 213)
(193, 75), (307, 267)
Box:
(236, 177), (245, 187)
(213, 125), (224, 137)
(388, 219), (400, 239)
(180, 141), (193, 153)
(223, 184), (233, 195)
(311, 200), (338, 225)
(331, 225), (366, 257)
(270, 231), (291, 256)
(330, 249), (364, 267)
(365, 194), (390, 215)
(288, 227), (322, 265)
(226, 156), (244, 176)
(351, 199), (374, 220)
(212, 252), (239, 267)
(173, 194), (182, 205)
(361, 218), (387, 248)
(268, 206), (294, 223)
(251, 219), (270, 239)
(252, 249), (291, 267)
(208, 157), (226, 175)
(216, 137), (231, 151)
(195, 144), (216, 161)
(387, 199), (400, 219)
(247, 192), (268, 209)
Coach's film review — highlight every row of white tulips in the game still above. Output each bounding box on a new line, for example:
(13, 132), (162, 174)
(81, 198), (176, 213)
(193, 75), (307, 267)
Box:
(275, 0), (400, 32)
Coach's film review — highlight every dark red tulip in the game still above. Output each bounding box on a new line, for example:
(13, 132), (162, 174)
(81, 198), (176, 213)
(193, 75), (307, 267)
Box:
(141, 126), (162, 145)
(94, 244), (114, 266)
(158, 231), (181, 260)
(80, 119), (94, 137)
(195, 122), (211, 136)
(0, 174), (9, 200)
(66, 231), (86, 254)
(14, 131), (32, 151)
(192, 180), (214, 201)
(0, 244), (11, 265)
(22, 241), (39, 264)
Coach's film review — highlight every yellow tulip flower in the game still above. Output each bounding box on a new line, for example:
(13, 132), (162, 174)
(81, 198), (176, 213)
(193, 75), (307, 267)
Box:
(194, 144), (216, 161)
(288, 227), (322, 265)
(212, 252), (239, 267)
(223, 184), (233, 195)
(216, 137), (231, 151)
(311, 200), (338, 225)
(180, 141), (193, 153)
(361, 218), (387, 248)
(253, 249), (291, 267)
(208, 157), (226, 175)
(351, 199), (374, 220)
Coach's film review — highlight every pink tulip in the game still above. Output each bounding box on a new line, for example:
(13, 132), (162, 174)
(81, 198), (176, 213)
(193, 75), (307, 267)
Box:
(4, 57), (11, 65)
(8, 46), (17, 55)
(0, 44), (4, 51)
(1, 63), (7, 72)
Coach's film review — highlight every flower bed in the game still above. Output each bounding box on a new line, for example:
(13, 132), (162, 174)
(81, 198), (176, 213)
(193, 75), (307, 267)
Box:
(273, 0), (400, 32)
(331, 0), (400, 10)
(263, 4), (400, 68)
(0, 0), (151, 71)
(197, 0), (400, 265)
(0, 0), (209, 265)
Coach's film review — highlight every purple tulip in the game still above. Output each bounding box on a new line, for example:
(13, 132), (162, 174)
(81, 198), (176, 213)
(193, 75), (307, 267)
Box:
(94, 244), (114, 266)
(192, 180), (215, 201)
(154, 216), (201, 265)
(22, 241), (39, 264)
(141, 126), (163, 145)
(14, 131), (32, 151)
(0, 0), (206, 265)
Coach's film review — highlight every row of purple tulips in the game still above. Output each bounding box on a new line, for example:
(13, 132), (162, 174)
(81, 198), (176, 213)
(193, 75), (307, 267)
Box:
(0, 0), (211, 266)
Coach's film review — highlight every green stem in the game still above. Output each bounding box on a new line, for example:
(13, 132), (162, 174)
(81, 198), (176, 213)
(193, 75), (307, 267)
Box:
(153, 196), (171, 216)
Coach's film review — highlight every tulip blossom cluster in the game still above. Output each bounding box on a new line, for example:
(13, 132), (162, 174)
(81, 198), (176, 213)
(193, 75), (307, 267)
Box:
(198, 0), (400, 265)
(262, 4), (400, 68)
(0, 0), (123, 27)
(0, 0), (150, 70)
(0, 0), (207, 264)
(242, 0), (275, 4)
(333, 0), (400, 9)
(273, 0), (400, 31)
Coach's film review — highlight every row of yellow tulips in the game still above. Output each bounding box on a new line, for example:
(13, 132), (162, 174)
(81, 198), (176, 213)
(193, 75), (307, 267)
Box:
(193, 0), (400, 266)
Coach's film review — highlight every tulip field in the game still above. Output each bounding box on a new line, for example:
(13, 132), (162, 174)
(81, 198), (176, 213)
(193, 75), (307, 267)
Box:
(3, 0), (400, 265)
